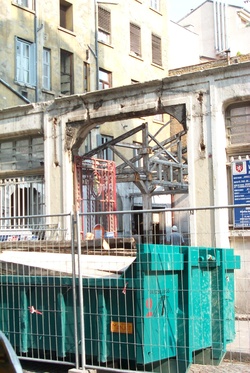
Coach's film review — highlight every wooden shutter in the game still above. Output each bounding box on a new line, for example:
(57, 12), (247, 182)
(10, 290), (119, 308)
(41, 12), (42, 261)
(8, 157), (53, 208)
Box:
(98, 6), (111, 33)
(152, 34), (162, 66)
(130, 23), (141, 56)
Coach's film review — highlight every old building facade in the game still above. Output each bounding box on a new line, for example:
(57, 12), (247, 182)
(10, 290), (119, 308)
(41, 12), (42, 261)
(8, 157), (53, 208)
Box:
(0, 0), (169, 106)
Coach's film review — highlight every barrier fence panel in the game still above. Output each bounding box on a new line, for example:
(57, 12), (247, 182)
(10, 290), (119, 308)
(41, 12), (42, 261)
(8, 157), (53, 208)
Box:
(0, 207), (249, 373)
(0, 213), (77, 367)
(76, 206), (248, 373)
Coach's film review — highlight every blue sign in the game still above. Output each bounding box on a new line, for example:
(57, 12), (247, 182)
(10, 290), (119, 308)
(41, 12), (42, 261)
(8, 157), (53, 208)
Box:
(232, 159), (250, 228)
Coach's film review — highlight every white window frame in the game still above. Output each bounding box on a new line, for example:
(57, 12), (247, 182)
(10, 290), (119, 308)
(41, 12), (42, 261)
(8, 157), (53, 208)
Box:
(15, 0), (34, 9)
(150, 0), (160, 12)
(43, 48), (51, 90)
(15, 37), (36, 86)
(99, 68), (112, 90)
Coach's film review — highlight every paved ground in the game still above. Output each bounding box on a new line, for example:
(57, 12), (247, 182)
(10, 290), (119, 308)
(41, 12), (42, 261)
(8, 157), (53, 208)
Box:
(189, 360), (250, 372)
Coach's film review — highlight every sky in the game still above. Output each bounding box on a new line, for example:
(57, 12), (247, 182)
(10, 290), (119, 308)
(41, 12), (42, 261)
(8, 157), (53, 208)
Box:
(169, 0), (250, 21)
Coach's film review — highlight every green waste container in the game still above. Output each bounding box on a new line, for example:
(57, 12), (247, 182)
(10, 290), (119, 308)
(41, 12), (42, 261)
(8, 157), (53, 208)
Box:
(0, 244), (240, 373)
(83, 244), (184, 371)
(178, 246), (240, 367)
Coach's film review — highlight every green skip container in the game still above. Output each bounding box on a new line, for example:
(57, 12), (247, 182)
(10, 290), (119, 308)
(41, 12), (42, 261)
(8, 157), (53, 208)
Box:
(0, 244), (240, 373)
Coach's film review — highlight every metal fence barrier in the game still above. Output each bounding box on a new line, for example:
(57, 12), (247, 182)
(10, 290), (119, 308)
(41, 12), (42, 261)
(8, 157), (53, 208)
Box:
(0, 207), (249, 373)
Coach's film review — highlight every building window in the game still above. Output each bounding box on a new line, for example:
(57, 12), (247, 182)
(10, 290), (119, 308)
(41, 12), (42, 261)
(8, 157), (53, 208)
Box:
(0, 137), (44, 229)
(150, 0), (160, 12)
(99, 68), (112, 89)
(225, 103), (250, 148)
(130, 23), (141, 57)
(154, 113), (164, 122)
(83, 132), (92, 154)
(15, 0), (34, 9)
(97, 134), (113, 160)
(152, 34), (162, 66)
(15, 37), (36, 86)
(0, 175), (45, 229)
(60, 0), (73, 31)
(43, 48), (51, 90)
(0, 137), (44, 172)
(60, 49), (73, 95)
(225, 102), (250, 226)
(98, 6), (111, 44)
(83, 62), (90, 92)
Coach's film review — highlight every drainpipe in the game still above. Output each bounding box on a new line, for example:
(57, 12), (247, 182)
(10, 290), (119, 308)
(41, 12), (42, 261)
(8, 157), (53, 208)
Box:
(217, 1), (222, 52)
(34, 0), (38, 102)
(221, 2), (226, 50)
(213, 0), (218, 52)
(95, 0), (99, 90)
(224, 1), (228, 51)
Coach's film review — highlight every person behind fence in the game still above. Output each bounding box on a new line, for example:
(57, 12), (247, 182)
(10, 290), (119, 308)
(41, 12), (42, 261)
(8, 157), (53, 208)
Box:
(132, 228), (141, 244)
(168, 225), (184, 245)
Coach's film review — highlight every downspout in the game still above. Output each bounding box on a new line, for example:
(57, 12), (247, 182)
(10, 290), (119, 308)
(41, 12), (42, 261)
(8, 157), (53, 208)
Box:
(213, 0), (218, 52)
(217, 1), (222, 52)
(224, 2), (228, 51)
(34, 0), (38, 102)
(221, 2), (225, 50)
(95, 0), (99, 91)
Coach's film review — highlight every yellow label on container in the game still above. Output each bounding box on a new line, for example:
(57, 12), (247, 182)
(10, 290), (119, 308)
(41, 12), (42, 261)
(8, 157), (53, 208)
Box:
(110, 321), (133, 334)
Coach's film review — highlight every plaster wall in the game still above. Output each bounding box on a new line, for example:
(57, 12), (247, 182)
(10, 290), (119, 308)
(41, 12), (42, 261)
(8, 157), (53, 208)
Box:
(168, 21), (200, 70)
(0, 0), (169, 110)
(178, 2), (250, 59)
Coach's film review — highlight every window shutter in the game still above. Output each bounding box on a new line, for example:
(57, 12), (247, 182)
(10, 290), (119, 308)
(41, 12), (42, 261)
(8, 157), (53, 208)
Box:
(15, 37), (21, 81)
(150, 0), (160, 12)
(43, 49), (51, 90)
(96, 134), (102, 147)
(226, 105), (250, 146)
(30, 42), (36, 86)
(152, 34), (162, 66)
(98, 6), (111, 33)
(130, 23), (141, 56)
